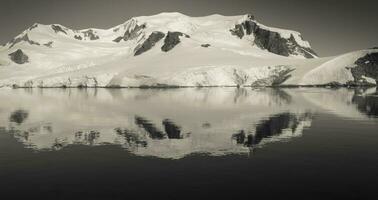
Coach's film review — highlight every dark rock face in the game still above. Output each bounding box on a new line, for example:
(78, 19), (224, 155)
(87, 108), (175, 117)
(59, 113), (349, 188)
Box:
(230, 18), (317, 58)
(113, 23), (146, 43)
(201, 44), (211, 48)
(82, 29), (99, 40)
(74, 35), (83, 40)
(349, 53), (378, 85)
(44, 41), (53, 48)
(28, 23), (38, 31)
(161, 31), (186, 52)
(287, 35), (317, 58)
(9, 49), (29, 64)
(245, 14), (255, 21)
(134, 31), (165, 56)
(113, 36), (123, 43)
(254, 29), (291, 57)
(241, 20), (257, 35)
(8, 34), (40, 48)
(230, 24), (244, 39)
(51, 25), (67, 34)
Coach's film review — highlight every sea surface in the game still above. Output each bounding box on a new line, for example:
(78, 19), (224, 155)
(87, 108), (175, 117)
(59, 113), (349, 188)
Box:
(0, 87), (377, 199)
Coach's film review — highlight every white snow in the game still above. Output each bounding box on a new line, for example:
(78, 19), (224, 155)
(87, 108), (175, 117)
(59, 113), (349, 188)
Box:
(298, 49), (377, 85)
(0, 12), (377, 88)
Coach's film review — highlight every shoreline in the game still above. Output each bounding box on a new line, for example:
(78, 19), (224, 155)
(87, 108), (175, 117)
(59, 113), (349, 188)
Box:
(4, 84), (377, 89)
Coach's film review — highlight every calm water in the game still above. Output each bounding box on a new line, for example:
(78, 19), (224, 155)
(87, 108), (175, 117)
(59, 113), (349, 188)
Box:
(0, 88), (377, 199)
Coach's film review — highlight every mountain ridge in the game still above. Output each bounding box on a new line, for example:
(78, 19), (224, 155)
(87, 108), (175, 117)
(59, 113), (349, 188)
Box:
(3, 12), (316, 57)
(0, 12), (377, 88)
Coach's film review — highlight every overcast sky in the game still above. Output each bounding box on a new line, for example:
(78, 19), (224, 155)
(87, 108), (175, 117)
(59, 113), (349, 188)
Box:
(1, 0), (377, 56)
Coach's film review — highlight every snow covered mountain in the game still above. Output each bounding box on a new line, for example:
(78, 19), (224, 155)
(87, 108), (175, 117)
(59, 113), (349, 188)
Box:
(0, 12), (377, 88)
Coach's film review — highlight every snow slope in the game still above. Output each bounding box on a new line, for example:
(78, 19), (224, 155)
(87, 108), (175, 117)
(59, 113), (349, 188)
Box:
(0, 12), (377, 88)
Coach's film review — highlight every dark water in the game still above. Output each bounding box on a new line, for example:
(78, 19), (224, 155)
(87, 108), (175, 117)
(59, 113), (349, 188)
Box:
(0, 88), (377, 199)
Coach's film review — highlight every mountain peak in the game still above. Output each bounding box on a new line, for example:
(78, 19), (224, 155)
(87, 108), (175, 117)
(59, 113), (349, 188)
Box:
(150, 12), (187, 17)
(3, 12), (317, 59)
(241, 13), (255, 21)
(0, 12), (377, 88)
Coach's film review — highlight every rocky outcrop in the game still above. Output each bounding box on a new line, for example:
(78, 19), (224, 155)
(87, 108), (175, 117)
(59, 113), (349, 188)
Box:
(286, 35), (318, 58)
(82, 29), (99, 40)
(43, 41), (53, 48)
(161, 32), (188, 52)
(348, 53), (378, 85)
(230, 17), (317, 58)
(74, 35), (83, 40)
(113, 23), (146, 43)
(230, 24), (244, 39)
(134, 31), (165, 56)
(113, 36), (123, 43)
(9, 49), (29, 64)
(51, 25), (67, 34)
(28, 23), (39, 31)
(201, 44), (211, 48)
(8, 34), (40, 48)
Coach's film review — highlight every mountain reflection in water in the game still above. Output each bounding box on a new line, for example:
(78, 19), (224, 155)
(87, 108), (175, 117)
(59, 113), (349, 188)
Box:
(0, 87), (377, 159)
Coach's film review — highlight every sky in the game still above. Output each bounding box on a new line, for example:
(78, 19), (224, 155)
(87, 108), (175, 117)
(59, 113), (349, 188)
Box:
(0, 0), (377, 56)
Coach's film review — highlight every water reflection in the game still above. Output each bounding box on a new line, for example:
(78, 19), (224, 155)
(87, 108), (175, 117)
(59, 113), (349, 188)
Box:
(135, 116), (166, 139)
(0, 87), (377, 159)
(233, 112), (312, 149)
(74, 130), (101, 145)
(352, 88), (378, 117)
(9, 109), (29, 125)
(162, 119), (186, 139)
(115, 128), (148, 148)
